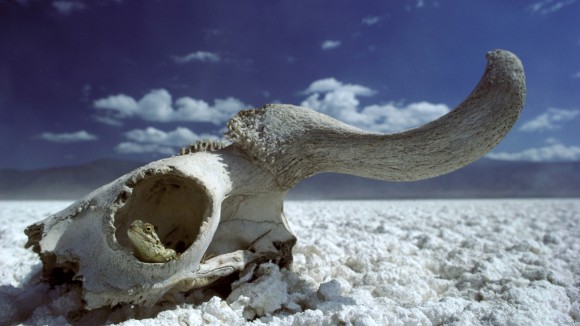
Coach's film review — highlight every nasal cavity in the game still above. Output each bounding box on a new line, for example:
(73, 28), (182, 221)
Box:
(113, 170), (211, 256)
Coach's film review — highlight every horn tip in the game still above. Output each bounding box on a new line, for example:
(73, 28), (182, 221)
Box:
(485, 49), (524, 75)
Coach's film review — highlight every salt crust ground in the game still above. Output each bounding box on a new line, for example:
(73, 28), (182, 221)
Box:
(1, 199), (579, 325)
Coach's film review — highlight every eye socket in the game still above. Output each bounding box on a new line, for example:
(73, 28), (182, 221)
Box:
(144, 224), (153, 233)
(114, 173), (209, 256)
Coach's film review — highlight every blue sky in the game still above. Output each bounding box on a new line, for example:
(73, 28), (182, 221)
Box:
(1, 0), (579, 169)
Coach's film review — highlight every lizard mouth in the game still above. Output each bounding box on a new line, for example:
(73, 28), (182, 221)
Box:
(112, 167), (211, 256)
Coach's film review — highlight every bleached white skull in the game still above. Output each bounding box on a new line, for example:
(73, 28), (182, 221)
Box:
(24, 50), (525, 310)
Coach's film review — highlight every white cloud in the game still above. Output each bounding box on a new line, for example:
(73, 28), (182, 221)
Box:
(301, 78), (449, 133)
(361, 16), (381, 26)
(124, 126), (209, 146)
(405, 0), (430, 11)
(52, 0), (86, 15)
(321, 40), (341, 50)
(38, 130), (97, 143)
(304, 78), (342, 93)
(93, 115), (125, 127)
(285, 55), (297, 64)
(519, 108), (580, 132)
(174, 97), (246, 123)
(528, 0), (577, 15)
(116, 126), (220, 155)
(487, 141), (580, 162)
(93, 94), (138, 118)
(202, 29), (225, 39)
(115, 142), (175, 155)
(353, 102), (450, 132)
(303, 78), (374, 95)
(135, 89), (174, 121)
(545, 137), (560, 145)
(301, 79), (374, 121)
(93, 89), (247, 125)
(172, 51), (221, 64)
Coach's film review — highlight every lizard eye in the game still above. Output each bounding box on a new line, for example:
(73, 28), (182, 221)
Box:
(145, 224), (153, 233)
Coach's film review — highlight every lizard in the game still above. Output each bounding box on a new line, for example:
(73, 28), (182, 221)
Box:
(127, 220), (177, 263)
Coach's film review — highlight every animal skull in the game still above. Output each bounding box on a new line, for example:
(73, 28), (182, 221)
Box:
(24, 50), (525, 310)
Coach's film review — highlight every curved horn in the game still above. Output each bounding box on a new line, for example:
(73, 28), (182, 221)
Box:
(226, 50), (525, 189)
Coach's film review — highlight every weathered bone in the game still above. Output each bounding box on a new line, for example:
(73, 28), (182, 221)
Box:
(24, 50), (525, 310)
(226, 50), (525, 188)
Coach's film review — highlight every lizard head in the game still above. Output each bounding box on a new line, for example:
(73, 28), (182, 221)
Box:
(127, 219), (176, 263)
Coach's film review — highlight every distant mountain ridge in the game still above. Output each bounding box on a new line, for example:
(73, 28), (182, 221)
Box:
(288, 159), (580, 199)
(0, 159), (144, 200)
(0, 158), (578, 200)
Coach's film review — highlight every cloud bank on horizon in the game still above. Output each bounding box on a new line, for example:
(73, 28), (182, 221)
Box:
(487, 108), (580, 162)
(93, 89), (247, 125)
(36, 130), (98, 143)
(85, 78), (580, 161)
(87, 73), (580, 160)
(2, 0), (580, 168)
(86, 78), (452, 155)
